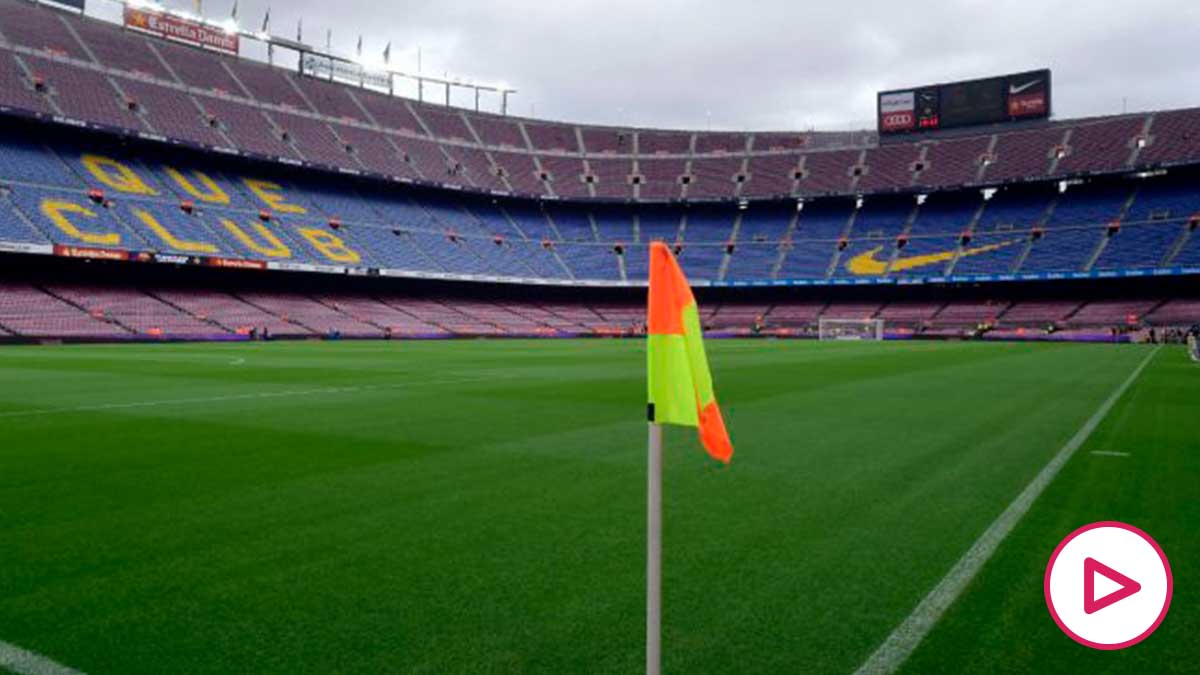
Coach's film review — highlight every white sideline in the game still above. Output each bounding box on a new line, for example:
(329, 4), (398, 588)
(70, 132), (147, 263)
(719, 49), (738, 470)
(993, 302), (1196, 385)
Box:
(1090, 450), (1131, 457)
(0, 640), (85, 675)
(0, 375), (503, 420)
(853, 345), (1160, 675)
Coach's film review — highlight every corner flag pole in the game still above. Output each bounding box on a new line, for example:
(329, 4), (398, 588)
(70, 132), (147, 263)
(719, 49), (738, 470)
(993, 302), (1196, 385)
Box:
(647, 420), (663, 675)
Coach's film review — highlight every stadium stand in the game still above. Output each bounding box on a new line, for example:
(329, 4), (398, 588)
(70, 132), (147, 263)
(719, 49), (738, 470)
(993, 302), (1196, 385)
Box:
(150, 288), (298, 335)
(45, 284), (217, 335)
(0, 0), (1197, 341)
(6, 274), (1194, 341)
(1147, 299), (1200, 326)
(0, 281), (129, 337)
(1, 121), (1199, 286)
(0, 0), (1197, 203)
(0, 0), (91, 59)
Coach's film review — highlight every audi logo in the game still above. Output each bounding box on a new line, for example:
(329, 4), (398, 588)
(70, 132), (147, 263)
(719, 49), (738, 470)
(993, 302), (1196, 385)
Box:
(882, 112), (913, 127)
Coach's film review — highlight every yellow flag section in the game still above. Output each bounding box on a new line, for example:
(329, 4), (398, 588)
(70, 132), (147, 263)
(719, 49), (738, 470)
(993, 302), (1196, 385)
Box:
(646, 242), (733, 463)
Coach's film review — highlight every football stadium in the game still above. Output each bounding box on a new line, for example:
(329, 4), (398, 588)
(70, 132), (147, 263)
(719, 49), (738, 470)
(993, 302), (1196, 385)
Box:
(0, 0), (1197, 673)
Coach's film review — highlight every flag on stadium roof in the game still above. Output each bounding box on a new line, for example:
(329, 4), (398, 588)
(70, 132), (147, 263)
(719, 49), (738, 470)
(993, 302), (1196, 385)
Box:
(646, 241), (733, 463)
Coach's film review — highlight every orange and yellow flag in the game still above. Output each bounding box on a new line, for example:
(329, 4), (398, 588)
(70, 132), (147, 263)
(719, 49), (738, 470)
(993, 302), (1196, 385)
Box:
(646, 242), (733, 463)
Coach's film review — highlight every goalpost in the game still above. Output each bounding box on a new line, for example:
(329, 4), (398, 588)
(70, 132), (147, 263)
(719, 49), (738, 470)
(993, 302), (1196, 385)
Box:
(818, 318), (885, 341)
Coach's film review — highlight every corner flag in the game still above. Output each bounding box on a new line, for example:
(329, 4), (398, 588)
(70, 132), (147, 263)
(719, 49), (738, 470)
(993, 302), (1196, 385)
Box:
(646, 241), (733, 463)
(644, 241), (732, 675)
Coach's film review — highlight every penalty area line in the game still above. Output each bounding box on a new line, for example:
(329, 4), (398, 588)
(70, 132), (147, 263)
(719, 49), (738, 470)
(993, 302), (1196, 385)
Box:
(853, 345), (1160, 675)
(0, 640), (86, 675)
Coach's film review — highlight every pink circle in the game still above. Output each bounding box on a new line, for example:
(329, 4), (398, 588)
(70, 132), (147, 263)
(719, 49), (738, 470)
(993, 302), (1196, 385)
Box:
(1044, 520), (1173, 650)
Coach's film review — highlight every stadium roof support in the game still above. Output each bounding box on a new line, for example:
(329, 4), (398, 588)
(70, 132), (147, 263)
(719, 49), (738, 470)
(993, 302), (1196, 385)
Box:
(249, 27), (518, 114)
(92, 0), (517, 115)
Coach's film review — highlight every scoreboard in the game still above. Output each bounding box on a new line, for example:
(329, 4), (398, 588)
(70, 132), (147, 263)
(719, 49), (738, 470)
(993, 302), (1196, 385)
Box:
(878, 69), (1051, 135)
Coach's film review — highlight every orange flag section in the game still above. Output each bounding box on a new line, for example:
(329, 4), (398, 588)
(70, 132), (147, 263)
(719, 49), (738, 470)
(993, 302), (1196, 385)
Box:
(646, 242), (733, 463)
(647, 242), (693, 335)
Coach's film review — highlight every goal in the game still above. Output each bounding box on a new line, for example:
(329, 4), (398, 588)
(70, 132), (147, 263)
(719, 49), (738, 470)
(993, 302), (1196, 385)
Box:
(818, 318), (885, 341)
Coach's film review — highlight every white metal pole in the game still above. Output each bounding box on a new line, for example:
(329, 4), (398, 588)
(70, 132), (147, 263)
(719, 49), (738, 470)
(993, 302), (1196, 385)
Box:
(647, 421), (663, 675)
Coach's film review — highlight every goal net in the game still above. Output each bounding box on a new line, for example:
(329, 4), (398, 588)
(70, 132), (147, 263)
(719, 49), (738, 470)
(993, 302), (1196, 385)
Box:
(818, 318), (885, 341)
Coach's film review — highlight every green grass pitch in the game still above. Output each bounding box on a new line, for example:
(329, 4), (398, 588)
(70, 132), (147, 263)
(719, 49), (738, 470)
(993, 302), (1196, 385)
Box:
(0, 339), (1196, 674)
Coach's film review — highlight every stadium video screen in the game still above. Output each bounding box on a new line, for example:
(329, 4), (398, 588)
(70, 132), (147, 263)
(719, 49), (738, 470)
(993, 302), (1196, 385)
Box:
(878, 69), (1051, 134)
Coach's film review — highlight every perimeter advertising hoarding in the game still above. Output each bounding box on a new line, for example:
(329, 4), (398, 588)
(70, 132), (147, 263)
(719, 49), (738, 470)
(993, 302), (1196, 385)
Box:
(124, 5), (239, 56)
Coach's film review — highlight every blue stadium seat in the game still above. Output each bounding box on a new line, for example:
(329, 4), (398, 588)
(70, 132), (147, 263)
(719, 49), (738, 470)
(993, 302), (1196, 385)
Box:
(0, 193), (52, 244)
(10, 186), (150, 249)
(0, 129), (1194, 284)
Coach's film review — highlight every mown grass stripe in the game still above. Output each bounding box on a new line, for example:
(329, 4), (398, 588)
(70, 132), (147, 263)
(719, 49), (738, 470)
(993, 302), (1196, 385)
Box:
(853, 345), (1160, 675)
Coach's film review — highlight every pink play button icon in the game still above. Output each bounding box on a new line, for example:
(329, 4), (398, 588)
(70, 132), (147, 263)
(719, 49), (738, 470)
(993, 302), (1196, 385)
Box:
(1084, 557), (1141, 614)
(1046, 522), (1172, 649)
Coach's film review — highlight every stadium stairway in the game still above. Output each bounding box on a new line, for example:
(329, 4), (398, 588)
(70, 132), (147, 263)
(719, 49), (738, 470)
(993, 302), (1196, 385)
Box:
(38, 285), (136, 335)
(715, 211), (743, 281)
(881, 203), (921, 275)
(1059, 302), (1087, 324)
(1010, 193), (1060, 274)
(146, 290), (237, 334)
(1164, 225), (1194, 265)
(232, 293), (319, 336)
(767, 210), (801, 278)
(943, 199), (989, 276)
(311, 295), (388, 334)
(1084, 186), (1141, 271)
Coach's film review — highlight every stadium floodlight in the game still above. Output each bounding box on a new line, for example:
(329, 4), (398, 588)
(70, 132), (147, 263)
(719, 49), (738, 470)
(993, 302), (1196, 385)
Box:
(818, 318), (885, 341)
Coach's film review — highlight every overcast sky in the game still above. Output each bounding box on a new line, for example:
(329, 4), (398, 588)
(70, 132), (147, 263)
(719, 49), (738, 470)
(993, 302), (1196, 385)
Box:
(97, 0), (1200, 131)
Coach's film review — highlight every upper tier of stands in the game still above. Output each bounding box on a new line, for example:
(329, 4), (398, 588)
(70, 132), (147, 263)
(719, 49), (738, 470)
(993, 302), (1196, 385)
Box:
(1, 0), (1198, 204)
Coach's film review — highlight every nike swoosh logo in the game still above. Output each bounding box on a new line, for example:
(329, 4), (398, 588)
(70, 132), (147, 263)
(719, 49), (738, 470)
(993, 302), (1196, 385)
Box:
(845, 240), (1019, 276)
(1009, 80), (1041, 95)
